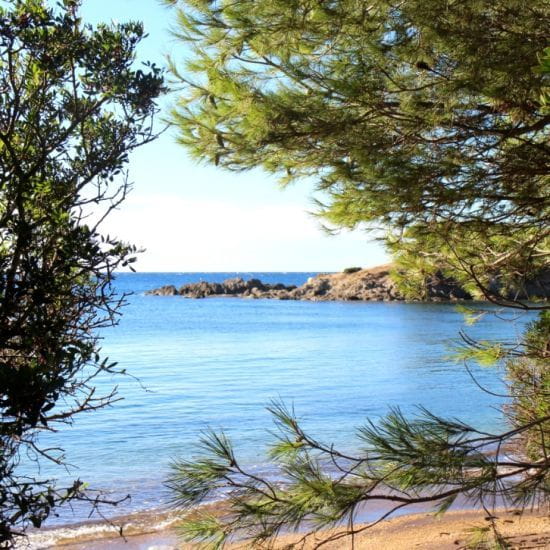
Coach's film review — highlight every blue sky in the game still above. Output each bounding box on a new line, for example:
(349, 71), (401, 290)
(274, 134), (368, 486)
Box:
(80, 0), (388, 271)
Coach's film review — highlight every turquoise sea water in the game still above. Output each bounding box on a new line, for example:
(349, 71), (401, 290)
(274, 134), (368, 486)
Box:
(34, 272), (531, 526)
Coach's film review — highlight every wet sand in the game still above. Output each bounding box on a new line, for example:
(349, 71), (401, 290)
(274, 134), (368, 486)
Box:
(33, 508), (549, 549)
(255, 509), (550, 550)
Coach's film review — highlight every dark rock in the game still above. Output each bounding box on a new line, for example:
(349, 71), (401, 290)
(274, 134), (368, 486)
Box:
(510, 271), (550, 300)
(247, 278), (265, 291)
(145, 285), (177, 296)
(178, 281), (224, 298)
(426, 272), (472, 301)
(223, 277), (248, 294)
(272, 283), (293, 291)
(146, 265), (550, 303)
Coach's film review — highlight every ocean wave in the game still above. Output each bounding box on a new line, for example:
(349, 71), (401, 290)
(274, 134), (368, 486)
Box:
(20, 508), (182, 549)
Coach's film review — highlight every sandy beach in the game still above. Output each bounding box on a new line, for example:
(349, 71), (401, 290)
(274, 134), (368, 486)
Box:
(253, 509), (550, 550)
(29, 507), (549, 549)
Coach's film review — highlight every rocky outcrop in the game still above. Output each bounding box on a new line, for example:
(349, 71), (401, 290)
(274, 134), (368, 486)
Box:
(290, 265), (403, 301)
(146, 265), (550, 302)
(146, 264), (469, 301)
(146, 277), (297, 299)
(149, 284), (178, 296)
(523, 270), (550, 299)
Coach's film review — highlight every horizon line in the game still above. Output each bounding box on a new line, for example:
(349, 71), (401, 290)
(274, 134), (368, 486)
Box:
(113, 269), (339, 274)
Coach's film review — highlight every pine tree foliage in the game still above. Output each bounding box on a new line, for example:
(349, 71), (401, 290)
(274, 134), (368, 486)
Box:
(163, 0), (549, 547)
(164, 0), (549, 304)
(0, 0), (164, 543)
(168, 397), (548, 549)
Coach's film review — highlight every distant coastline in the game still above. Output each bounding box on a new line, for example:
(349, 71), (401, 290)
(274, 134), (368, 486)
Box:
(145, 264), (550, 302)
(145, 264), (472, 302)
(144, 264), (460, 301)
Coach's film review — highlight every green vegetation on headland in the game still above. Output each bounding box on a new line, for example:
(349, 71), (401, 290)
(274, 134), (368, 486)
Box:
(162, 0), (550, 547)
(147, 264), (550, 301)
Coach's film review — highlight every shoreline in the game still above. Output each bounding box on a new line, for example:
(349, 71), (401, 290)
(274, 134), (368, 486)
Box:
(27, 507), (550, 549)
(146, 265), (550, 302)
(145, 264), (471, 302)
(23, 508), (181, 549)
(24, 501), (550, 549)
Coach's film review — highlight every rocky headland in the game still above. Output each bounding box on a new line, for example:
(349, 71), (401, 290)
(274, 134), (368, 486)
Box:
(145, 264), (477, 302)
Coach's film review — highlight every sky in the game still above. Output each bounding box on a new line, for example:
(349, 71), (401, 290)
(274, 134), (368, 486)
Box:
(80, 0), (389, 272)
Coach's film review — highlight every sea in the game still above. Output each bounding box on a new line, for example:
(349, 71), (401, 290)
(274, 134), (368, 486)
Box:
(25, 272), (533, 544)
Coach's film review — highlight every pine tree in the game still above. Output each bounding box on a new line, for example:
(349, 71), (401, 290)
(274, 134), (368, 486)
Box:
(164, 0), (548, 547)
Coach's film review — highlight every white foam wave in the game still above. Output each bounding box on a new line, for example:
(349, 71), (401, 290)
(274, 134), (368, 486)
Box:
(19, 510), (181, 549)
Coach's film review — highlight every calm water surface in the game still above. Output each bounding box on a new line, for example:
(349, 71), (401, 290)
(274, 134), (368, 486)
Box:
(35, 272), (530, 525)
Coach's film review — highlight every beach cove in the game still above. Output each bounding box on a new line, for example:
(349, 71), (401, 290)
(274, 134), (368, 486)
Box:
(20, 272), (540, 547)
(26, 506), (550, 549)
